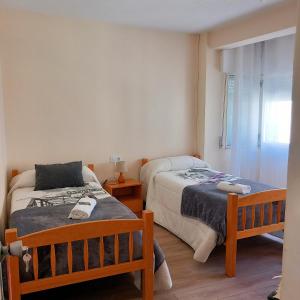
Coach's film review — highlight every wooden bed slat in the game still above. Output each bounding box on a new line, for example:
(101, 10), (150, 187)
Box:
(251, 205), (255, 228)
(114, 235), (119, 265)
(50, 244), (56, 277)
(129, 232), (134, 262)
(33, 248), (38, 280)
(242, 207), (246, 230)
(67, 242), (73, 274)
(84, 240), (89, 270)
(260, 204), (265, 226)
(99, 237), (104, 267)
(277, 201), (282, 223)
(268, 203), (273, 224)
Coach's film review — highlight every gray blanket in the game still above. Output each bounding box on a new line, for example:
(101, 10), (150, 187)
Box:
(181, 178), (285, 244)
(10, 196), (165, 282)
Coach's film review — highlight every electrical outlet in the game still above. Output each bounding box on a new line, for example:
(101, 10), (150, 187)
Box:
(110, 154), (121, 163)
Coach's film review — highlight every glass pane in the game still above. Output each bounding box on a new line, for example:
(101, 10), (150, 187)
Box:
(262, 99), (292, 144)
(225, 75), (235, 148)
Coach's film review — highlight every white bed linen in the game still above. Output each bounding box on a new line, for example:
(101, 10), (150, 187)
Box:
(141, 156), (218, 262)
(9, 182), (106, 215)
(10, 187), (35, 214)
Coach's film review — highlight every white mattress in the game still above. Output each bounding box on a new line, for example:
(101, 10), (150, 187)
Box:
(146, 169), (217, 263)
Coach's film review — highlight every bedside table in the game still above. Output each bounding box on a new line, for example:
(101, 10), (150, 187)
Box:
(104, 179), (143, 217)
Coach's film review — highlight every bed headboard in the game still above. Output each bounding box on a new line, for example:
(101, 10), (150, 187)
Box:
(140, 154), (201, 167)
(11, 163), (95, 178)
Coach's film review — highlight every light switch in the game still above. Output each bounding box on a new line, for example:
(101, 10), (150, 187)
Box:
(110, 154), (121, 163)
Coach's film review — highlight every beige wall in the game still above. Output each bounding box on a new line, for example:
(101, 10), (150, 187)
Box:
(208, 0), (298, 49)
(196, 34), (206, 157)
(0, 66), (7, 239)
(0, 9), (198, 181)
(197, 33), (227, 171)
(282, 1), (300, 299)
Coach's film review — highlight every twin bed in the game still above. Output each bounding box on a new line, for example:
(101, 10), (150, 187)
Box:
(5, 163), (171, 300)
(5, 155), (286, 299)
(140, 155), (286, 277)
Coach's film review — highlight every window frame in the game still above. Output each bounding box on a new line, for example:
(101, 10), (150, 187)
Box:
(222, 73), (236, 149)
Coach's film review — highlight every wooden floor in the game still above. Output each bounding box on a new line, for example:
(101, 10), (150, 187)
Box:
(23, 224), (283, 300)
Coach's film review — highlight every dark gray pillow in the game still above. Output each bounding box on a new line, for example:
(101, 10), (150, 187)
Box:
(35, 161), (84, 191)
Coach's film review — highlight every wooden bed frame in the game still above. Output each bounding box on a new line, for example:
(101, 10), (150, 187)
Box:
(6, 164), (154, 300)
(141, 156), (286, 277)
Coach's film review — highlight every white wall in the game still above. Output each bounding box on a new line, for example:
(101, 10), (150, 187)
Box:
(0, 8), (198, 181)
(281, 1), (300, 299)
(0, 66), (7, 239)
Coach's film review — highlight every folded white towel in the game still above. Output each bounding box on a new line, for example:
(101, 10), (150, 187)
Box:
(216, 181), (251, 194)
(68, 197), (97, 219)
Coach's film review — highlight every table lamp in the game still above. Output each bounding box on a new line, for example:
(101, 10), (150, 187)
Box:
(115, 161), (128, 183)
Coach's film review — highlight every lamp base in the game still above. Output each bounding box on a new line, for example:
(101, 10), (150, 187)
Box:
(118, 172), (125, 183)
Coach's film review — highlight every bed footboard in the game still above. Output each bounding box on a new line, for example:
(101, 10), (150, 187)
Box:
(5, 210), (154, 300)
(225, 189), (286, 277)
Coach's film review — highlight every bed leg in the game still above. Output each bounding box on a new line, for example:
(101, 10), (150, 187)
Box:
(225, 194), (238, 277)
(142, 211), (154, 300)
(5, 229), (21, 300)
(226, 236), (237, 277)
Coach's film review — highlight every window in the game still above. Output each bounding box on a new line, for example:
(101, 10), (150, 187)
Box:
(223, 74), (292, 148)
(220, 35), (294, 187)
(261, 99), (292, 144)
(223, 74), (236, 148)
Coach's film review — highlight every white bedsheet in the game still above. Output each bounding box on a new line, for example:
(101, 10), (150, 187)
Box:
(9, 182), (108, 215)
(141, 156), (218, 262)
(10, 187), (35, 214)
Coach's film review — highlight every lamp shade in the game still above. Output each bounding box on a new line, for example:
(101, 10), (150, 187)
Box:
(115, 161), (128, 173)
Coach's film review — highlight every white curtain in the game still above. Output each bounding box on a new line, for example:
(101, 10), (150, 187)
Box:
(230, 43), (262, 180)
(225, 34), (295, 187)
(259, 35), (295, 187)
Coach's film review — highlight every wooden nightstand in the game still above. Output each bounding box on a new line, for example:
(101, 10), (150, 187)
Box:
(104, 179), (143, 217)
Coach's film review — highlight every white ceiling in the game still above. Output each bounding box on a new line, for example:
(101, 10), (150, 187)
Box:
(0, 0), (286, 33)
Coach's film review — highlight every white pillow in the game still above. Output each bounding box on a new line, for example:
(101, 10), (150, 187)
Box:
(168, 155), (209, 171)
(82, 166), (100, 185)
(140, 155), (210, 188)
(9, 169), (35, 190)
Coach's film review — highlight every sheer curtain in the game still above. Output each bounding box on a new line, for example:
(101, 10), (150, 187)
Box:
(259, 35), (295, 187)
(230, 43), (262, 180)
(224, 34), (295, 187)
